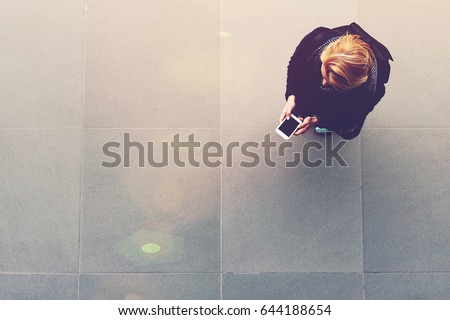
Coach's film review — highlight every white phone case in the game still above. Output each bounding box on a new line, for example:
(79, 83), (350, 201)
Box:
(275, 114), (302, 140)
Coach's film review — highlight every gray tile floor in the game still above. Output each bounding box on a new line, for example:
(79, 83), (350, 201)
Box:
(1, 0), (449, 300)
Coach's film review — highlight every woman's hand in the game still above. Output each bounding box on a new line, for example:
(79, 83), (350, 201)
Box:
(293, 116), (318, 135)
(279, 95), (296, 123)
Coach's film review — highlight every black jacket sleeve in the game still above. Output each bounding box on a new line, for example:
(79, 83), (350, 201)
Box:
(335, 57), (390, 140)
(334, 83), (386, 140)
(285, 27), (330, 100)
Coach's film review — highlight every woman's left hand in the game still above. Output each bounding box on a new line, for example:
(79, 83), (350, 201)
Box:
(293, 116), (318, 135)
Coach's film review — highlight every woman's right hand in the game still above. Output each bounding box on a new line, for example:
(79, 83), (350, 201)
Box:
(279, 95), (296, 123)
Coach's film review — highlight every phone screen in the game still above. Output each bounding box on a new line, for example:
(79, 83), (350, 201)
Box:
(278, 117), (300, 137)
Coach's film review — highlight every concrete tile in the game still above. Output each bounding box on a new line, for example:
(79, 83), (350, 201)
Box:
(0, 274), (78, 300)
(84, 0), (220, 128)
(0, 129), (81, 272)
(80, 129), (220, 272)
(222, 0), (357, 128)
(358, 0), (450, 127)
(365, 273), (450, 300)
(222, 128), (363, 273)
(223, 273), (363, 300)
(80, 273), (220, 300)
(362, 129), (450, 272)
(0, 0), (84, 128)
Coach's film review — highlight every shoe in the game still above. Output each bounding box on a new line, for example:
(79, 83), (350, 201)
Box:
(315, 127), (332, 134)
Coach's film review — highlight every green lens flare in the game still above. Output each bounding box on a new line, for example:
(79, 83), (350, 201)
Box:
(141, 243), (161, 254)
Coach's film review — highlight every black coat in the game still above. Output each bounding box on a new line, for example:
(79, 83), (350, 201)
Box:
(285, 22), (393, 139)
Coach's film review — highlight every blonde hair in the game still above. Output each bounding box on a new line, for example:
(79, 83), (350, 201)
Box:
(320, 33), (374, 92)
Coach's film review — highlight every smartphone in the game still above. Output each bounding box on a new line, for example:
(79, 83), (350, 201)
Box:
(275, 114), (302, 140)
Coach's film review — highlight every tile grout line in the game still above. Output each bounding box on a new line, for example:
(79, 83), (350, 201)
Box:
(0, 127), (223, 130)
(356, 4), (365, 300)
(0, 272), (224, 275)
(77, 3), (88, 300)
(220, 0), (224, 301)
(3, 271), (450, 276)
(0, 124), (370, 131)
(360, 135), (365, 300)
